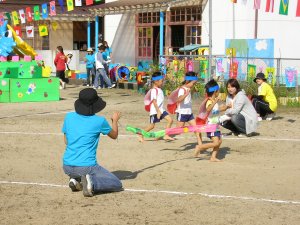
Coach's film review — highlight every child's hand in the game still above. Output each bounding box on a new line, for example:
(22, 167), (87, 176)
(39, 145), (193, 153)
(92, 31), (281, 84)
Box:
(111, 112), (121, 122)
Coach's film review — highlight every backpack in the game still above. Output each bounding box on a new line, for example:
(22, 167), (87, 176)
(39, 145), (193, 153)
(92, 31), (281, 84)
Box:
(144, 88), (158, 112)
(196, 97), (210, 125)
(167, 87), (186, 114)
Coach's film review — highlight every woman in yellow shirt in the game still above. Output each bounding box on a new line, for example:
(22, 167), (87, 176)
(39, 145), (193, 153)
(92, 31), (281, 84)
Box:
(252, 73), (277, 121)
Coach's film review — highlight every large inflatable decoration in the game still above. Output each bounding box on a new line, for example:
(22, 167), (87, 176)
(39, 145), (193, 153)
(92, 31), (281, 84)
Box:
(0, 21), (16, 57)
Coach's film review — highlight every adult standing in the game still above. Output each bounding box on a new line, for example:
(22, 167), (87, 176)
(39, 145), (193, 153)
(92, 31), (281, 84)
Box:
(102, 41), (112, 83)
(54, 46), (68, 89)
(220, 78), (258, 136)
(85, 48), (96, 87)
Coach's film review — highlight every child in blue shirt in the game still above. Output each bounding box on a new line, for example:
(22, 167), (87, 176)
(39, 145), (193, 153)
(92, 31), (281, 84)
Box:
(62, 88), (122, 197)
(85, 48), (95, 86)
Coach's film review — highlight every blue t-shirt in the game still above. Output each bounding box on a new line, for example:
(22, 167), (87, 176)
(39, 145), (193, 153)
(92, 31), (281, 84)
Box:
(103, 47), (112, 60)
(85, 54), (95, 69)
(62, 112), (112, 166)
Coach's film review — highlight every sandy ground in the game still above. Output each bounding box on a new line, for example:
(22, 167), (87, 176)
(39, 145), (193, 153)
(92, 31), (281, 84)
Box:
(0, 84), (300, 225)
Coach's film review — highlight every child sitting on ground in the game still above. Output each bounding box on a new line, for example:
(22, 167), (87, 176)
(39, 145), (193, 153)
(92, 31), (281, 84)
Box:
(139, 71), (174, 142)
(194, 79), (223, 162)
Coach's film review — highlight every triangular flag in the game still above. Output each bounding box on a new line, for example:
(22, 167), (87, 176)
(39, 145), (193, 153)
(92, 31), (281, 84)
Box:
(12, 11), (19, 25)
(75, 0), (82, 6)
(67, 0), (74, 11)
(5, 12), (11, 22)
(26, 7), (33, 22)
(51, 21), (58, 31)
(39, 25), (48, 36)
(254, 0), (261, 9)
(49, 1), (56, 16)
(58, 0), (65, 12)
(296, 0), (300, 17)
(34, 5), (41, 21)
(14, 26), (22, 37)
(42, 3), (48, 19)
(26, 26), (34, 38)
(279, 0), (289, 15)
(265, 0), (274, 12)
(0, 13), (4, 26)
(86, 0), (93, 6)
(19, 9), (26, 24)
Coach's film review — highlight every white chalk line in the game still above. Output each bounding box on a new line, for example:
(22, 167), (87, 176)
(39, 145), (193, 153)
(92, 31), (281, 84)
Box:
(0, 180), (299, 205)
(0, 131), (300, 142)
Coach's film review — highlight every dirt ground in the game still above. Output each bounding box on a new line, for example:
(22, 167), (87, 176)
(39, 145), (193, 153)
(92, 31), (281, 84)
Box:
(0, 84), (300, 225)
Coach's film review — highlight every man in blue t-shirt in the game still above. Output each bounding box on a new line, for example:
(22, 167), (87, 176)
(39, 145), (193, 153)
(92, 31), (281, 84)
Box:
(62, 88), (122, 197)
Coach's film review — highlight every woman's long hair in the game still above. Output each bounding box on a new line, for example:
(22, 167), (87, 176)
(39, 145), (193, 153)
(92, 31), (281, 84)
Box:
(226, 78), (241, 96)
(57, 46), (64, 54)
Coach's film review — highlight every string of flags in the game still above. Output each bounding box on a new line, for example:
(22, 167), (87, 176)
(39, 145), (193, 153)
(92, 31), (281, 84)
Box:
(0, 0), (103, 37)
(230, 0), (300, 17)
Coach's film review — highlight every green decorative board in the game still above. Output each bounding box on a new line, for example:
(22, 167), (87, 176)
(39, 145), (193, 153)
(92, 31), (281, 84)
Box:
(0, 61), (43, 79)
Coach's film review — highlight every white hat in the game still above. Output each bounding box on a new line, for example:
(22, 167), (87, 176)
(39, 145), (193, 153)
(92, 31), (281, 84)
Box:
(87, 48), (93, 52)
(98, 43), (101, 47)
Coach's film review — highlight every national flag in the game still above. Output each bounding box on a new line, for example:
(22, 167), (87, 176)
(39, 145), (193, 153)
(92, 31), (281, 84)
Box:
(254, 0), (261, 9)
(58, 0), (65, 12)
(39, 25), (48, 36)
(0, 13), (4, 26)
(26, 26), (34, 38)
(265, 0), (274, 12)
(49, 1), (56, 16)
(19, 9), (26, 24)
(14, 26), (22, 37)
(11, 11), (19, 25)
(296, 0), (300, 17)
(279, 0), (289, 15)
(75, 0), (82, 6)
(34, 5), (41, 21)
(26, 7), (33, 22)
(42, 3), (48, 19)
(67, 0), (74, 11)
(86, 0), (93, 6)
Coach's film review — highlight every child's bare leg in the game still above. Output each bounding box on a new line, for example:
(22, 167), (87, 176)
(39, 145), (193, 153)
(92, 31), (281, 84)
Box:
(164, 115), (175, 141)
(210, 138), (222, 162)
(138, 124), (155, 142)
(188, 119), (202, 146)
(194, 137), (219, 157)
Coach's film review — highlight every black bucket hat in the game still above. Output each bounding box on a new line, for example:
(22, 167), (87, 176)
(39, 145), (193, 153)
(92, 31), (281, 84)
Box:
(74, 88), (106, 115)
(253, 72), (267, 83)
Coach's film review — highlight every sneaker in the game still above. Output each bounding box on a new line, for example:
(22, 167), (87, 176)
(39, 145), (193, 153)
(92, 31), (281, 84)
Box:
(62, 82), (66, 89)
(59, 86), (63, 90)
(86, 84), (90, 87)
(97, 86), (102, 89)
(257, 116), (263, 122)
(266, 113), (276, 121)
(81, 174), (93, 197)
(69, 178), (83, 192)
(111, 83), (116, 88)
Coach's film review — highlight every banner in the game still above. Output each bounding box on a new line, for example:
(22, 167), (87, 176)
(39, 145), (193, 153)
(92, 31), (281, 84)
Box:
(19, 9), (26, 24)
(67, 0), (74, 11)
(5, 12), (11, 22)
(26, 26), (34, 38)
(52, 21), (58, 31)
(26, 7), (33, 22)
(12, 11), (19, 25)
(34, 5), (40, 21)
(254, 0), (261, 9)
(265, 67), (276, 86)
(279, 0), (289, 15)
(265, 0), (274, 12)
(285, 68), (297, 87)
(86, 0), (93, 5)
(39, 25), (48, 37)
(58, 0), (65, 12)
(247, 64), (256, 82)
(75, 0), (82, 6)
(14, 26), (22, 37)
(49, 1), (56, 16)
(42, 3), (48, 19)
(297, 0), (300, 17)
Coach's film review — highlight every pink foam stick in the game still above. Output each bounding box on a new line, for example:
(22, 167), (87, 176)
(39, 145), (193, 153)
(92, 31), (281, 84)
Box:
(166, 124), (219, 135)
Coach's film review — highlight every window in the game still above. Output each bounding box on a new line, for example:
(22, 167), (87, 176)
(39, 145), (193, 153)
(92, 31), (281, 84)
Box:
(138, 12), (164, 24)
(138, 27), (152, 58)
(186, 26), (201, 45)
(171, 7), (202, 22)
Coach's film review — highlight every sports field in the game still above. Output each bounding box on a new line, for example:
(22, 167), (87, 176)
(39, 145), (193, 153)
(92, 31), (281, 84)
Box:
(0, 85), (300, 225)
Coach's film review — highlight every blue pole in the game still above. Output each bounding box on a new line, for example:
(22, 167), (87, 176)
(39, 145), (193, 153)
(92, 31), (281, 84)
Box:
(159, 11), (164, 57)
(87, 20), (91, 49)
(95, 16), (99, 52)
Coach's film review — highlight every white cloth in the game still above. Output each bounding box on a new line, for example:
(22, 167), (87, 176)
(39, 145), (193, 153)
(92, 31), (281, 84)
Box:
(150, 88), (165, 115)
(177, 87), (192, 114)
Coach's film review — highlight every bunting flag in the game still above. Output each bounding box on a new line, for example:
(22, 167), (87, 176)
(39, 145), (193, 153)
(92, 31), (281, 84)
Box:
(279, 0), (289, 15)
(297, 0), (300, 16)
(86, 0), (93, 6)
(19, 9), (26, 24)
(0, 13), (4, 26)
(14, 26), (22, 37)
(75, 0), (82, 6)
(34, 5), (41, 21)
(11, 11), (19, 25)
(95, 0), (101, 2)
(49, 1), (56, 16)
(265, 0), (275, 12)
(58, 0), (65, 12)
(5, 12), (11, 22)
(26, 7), (33, 22)
(51, 21), (58, 31)
(42, 3), (48, 19)
(26, 26), (34, 38)
(39, 25), (48, 36)
(67, 0), (74, 11)
(254, 0), (261, 9)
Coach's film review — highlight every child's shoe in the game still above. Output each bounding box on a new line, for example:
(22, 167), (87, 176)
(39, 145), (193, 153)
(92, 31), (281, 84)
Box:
(257, 116), (263, 122)
(266, 113), (276, 121)
(69, 178), (83, 192)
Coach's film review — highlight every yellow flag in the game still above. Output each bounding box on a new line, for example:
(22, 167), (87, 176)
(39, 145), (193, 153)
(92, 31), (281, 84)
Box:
(39, 25), (48, 36)
(12, 11), (19, 25)
(67, 0), (74, 11)
(52, 21), (58, 31)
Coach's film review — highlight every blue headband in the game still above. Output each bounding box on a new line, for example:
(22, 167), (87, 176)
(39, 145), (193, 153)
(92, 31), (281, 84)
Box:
(208, 85), (219, 92)
(152, 75), (164, 81)
(185, 76), (198, 81)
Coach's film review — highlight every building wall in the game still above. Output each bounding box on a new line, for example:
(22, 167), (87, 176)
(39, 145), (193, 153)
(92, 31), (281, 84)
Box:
(201, 1), (300, 58)
(49, 22), (73, 51)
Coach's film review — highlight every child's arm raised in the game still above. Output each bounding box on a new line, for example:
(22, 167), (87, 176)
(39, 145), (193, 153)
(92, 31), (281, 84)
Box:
(108, 112), (120, 139)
